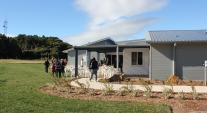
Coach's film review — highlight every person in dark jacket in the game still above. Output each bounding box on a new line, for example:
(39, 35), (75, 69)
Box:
(60, 59), (65, 76)
(54, 58), (61, 78)
(89, 56), (94, 70)
(89, 57), (98, 81)
(44, 58), (50, 73)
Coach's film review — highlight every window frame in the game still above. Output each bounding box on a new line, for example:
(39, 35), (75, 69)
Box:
(131, 51), (143, 66)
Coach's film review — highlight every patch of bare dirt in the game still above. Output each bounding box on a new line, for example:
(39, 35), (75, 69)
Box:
(40, 78), (207, 113)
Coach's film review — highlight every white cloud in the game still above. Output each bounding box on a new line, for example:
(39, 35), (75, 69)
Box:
(75, 0), (168, 25)
(65, 17), (159, 45)
(64, 0), (168, 45)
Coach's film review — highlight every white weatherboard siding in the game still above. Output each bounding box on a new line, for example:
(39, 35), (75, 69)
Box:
(123, 48), (149, 75)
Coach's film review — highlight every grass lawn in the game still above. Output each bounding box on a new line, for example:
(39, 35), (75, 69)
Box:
(0, 60), (171, 113)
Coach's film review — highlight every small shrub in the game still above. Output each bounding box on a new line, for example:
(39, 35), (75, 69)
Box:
(116, 88), (125, 96)
(176, 91), (185, 100)
(102, 82), (114, 95)
(191, 85), (199, 100)
(66, 87), (71, 95)
(161, 80), (165, 85)
(75, 88), (82, 94)
(88, 89), (96, 96)
(142, 84), (153, 98)
(130, 90), (138, 97)
(86, 81), (90, 89)
(74, 80), (87, 93)
(162, 87), (173, 99)
(154, 79), (159, 83)
(121, 81), (135, 93)
(165, 80), (172, 85)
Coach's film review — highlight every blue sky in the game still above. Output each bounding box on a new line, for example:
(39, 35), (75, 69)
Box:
(0, 0), (206, 46)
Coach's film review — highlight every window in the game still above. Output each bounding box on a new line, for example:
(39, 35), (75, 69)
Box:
(131, 52), (143, 65)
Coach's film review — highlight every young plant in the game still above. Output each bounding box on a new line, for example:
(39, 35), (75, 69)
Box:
(141, 84), (153, 98)
(88, 89), (96, 96)
(154, 79), (159, 83)
(176, 91), (185, 100)
(74, 80), (86, 92)
(65, 87), (71, 95)
(74, 88), (82, 94)
(116, 88), (125, 96)
(161, 80), (165, 85)
(191, 85), (199, 100)
(86, 81), (90, 89)
(101, 82), (114, 96)
(121, 81), (135, 93)
(130, 89), (139, 97)
(162, 87), (173, 99)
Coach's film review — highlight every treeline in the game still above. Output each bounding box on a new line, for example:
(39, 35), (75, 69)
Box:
(0, 34), (72, 59)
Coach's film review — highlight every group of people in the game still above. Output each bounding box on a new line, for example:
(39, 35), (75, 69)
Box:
(88, 56), (123, 81)
(44, 58), (67, 78)
(44, 56), (122, 80)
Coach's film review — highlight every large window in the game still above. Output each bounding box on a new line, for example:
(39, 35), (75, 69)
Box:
(131, 52), (143, 65)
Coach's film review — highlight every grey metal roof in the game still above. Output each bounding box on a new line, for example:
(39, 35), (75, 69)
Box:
(82, 37), (116, 46)
(116, 38), (149, 46)
(62, 37), (116, 53)
(62, 48), (74, 53)
(146, 30), (207, 43)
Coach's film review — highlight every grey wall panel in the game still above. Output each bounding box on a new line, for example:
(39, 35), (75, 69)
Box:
(90, 52), (97, 59)
(151, 70), (172, 80)
(99, 53), (105, 62)
(151, 43), (173, 80)
(67, 50), (86, 66)
(183, 66), (205, 80)
(68, 51), (75, 65)
(176, 42), (207, 79)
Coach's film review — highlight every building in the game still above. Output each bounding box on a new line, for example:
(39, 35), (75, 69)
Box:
(63, 30), (207, 80)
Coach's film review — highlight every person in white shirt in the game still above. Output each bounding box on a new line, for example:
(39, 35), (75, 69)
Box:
(81, 58), (84, 67)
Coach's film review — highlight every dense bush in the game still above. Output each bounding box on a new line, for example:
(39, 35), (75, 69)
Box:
(0, 34), (72, 59)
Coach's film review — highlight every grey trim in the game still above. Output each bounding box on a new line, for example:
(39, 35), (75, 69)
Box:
(116, 46), (119, 71)
(149, 46), (152, 80)
(172, 43), (176, 75)
(74, 49), (78, 77)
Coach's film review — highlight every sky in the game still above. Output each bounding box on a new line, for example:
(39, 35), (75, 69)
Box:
(0, 0), (206, 46)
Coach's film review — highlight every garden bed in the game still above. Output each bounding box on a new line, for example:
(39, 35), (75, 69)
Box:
(40, 78), (207, 113)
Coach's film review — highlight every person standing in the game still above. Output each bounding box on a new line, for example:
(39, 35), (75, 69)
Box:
(44, 58), (50, 73)
(113, 58), (117, 68)
(89, 57), (98, 81)
(89, 56), (94, 70)
(54, 58), (61, 78)
(51, 58), (56, 76)
(81, 58), (84, 67)
(60, 59), (65, 76)
(64, 59), (67, 66)
(105, 57), (109, 65)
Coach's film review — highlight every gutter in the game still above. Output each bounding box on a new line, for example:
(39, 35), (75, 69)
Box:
(172, 43), (176, 75)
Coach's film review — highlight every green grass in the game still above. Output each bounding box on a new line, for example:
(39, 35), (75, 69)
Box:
(0, 60), (171, 113)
